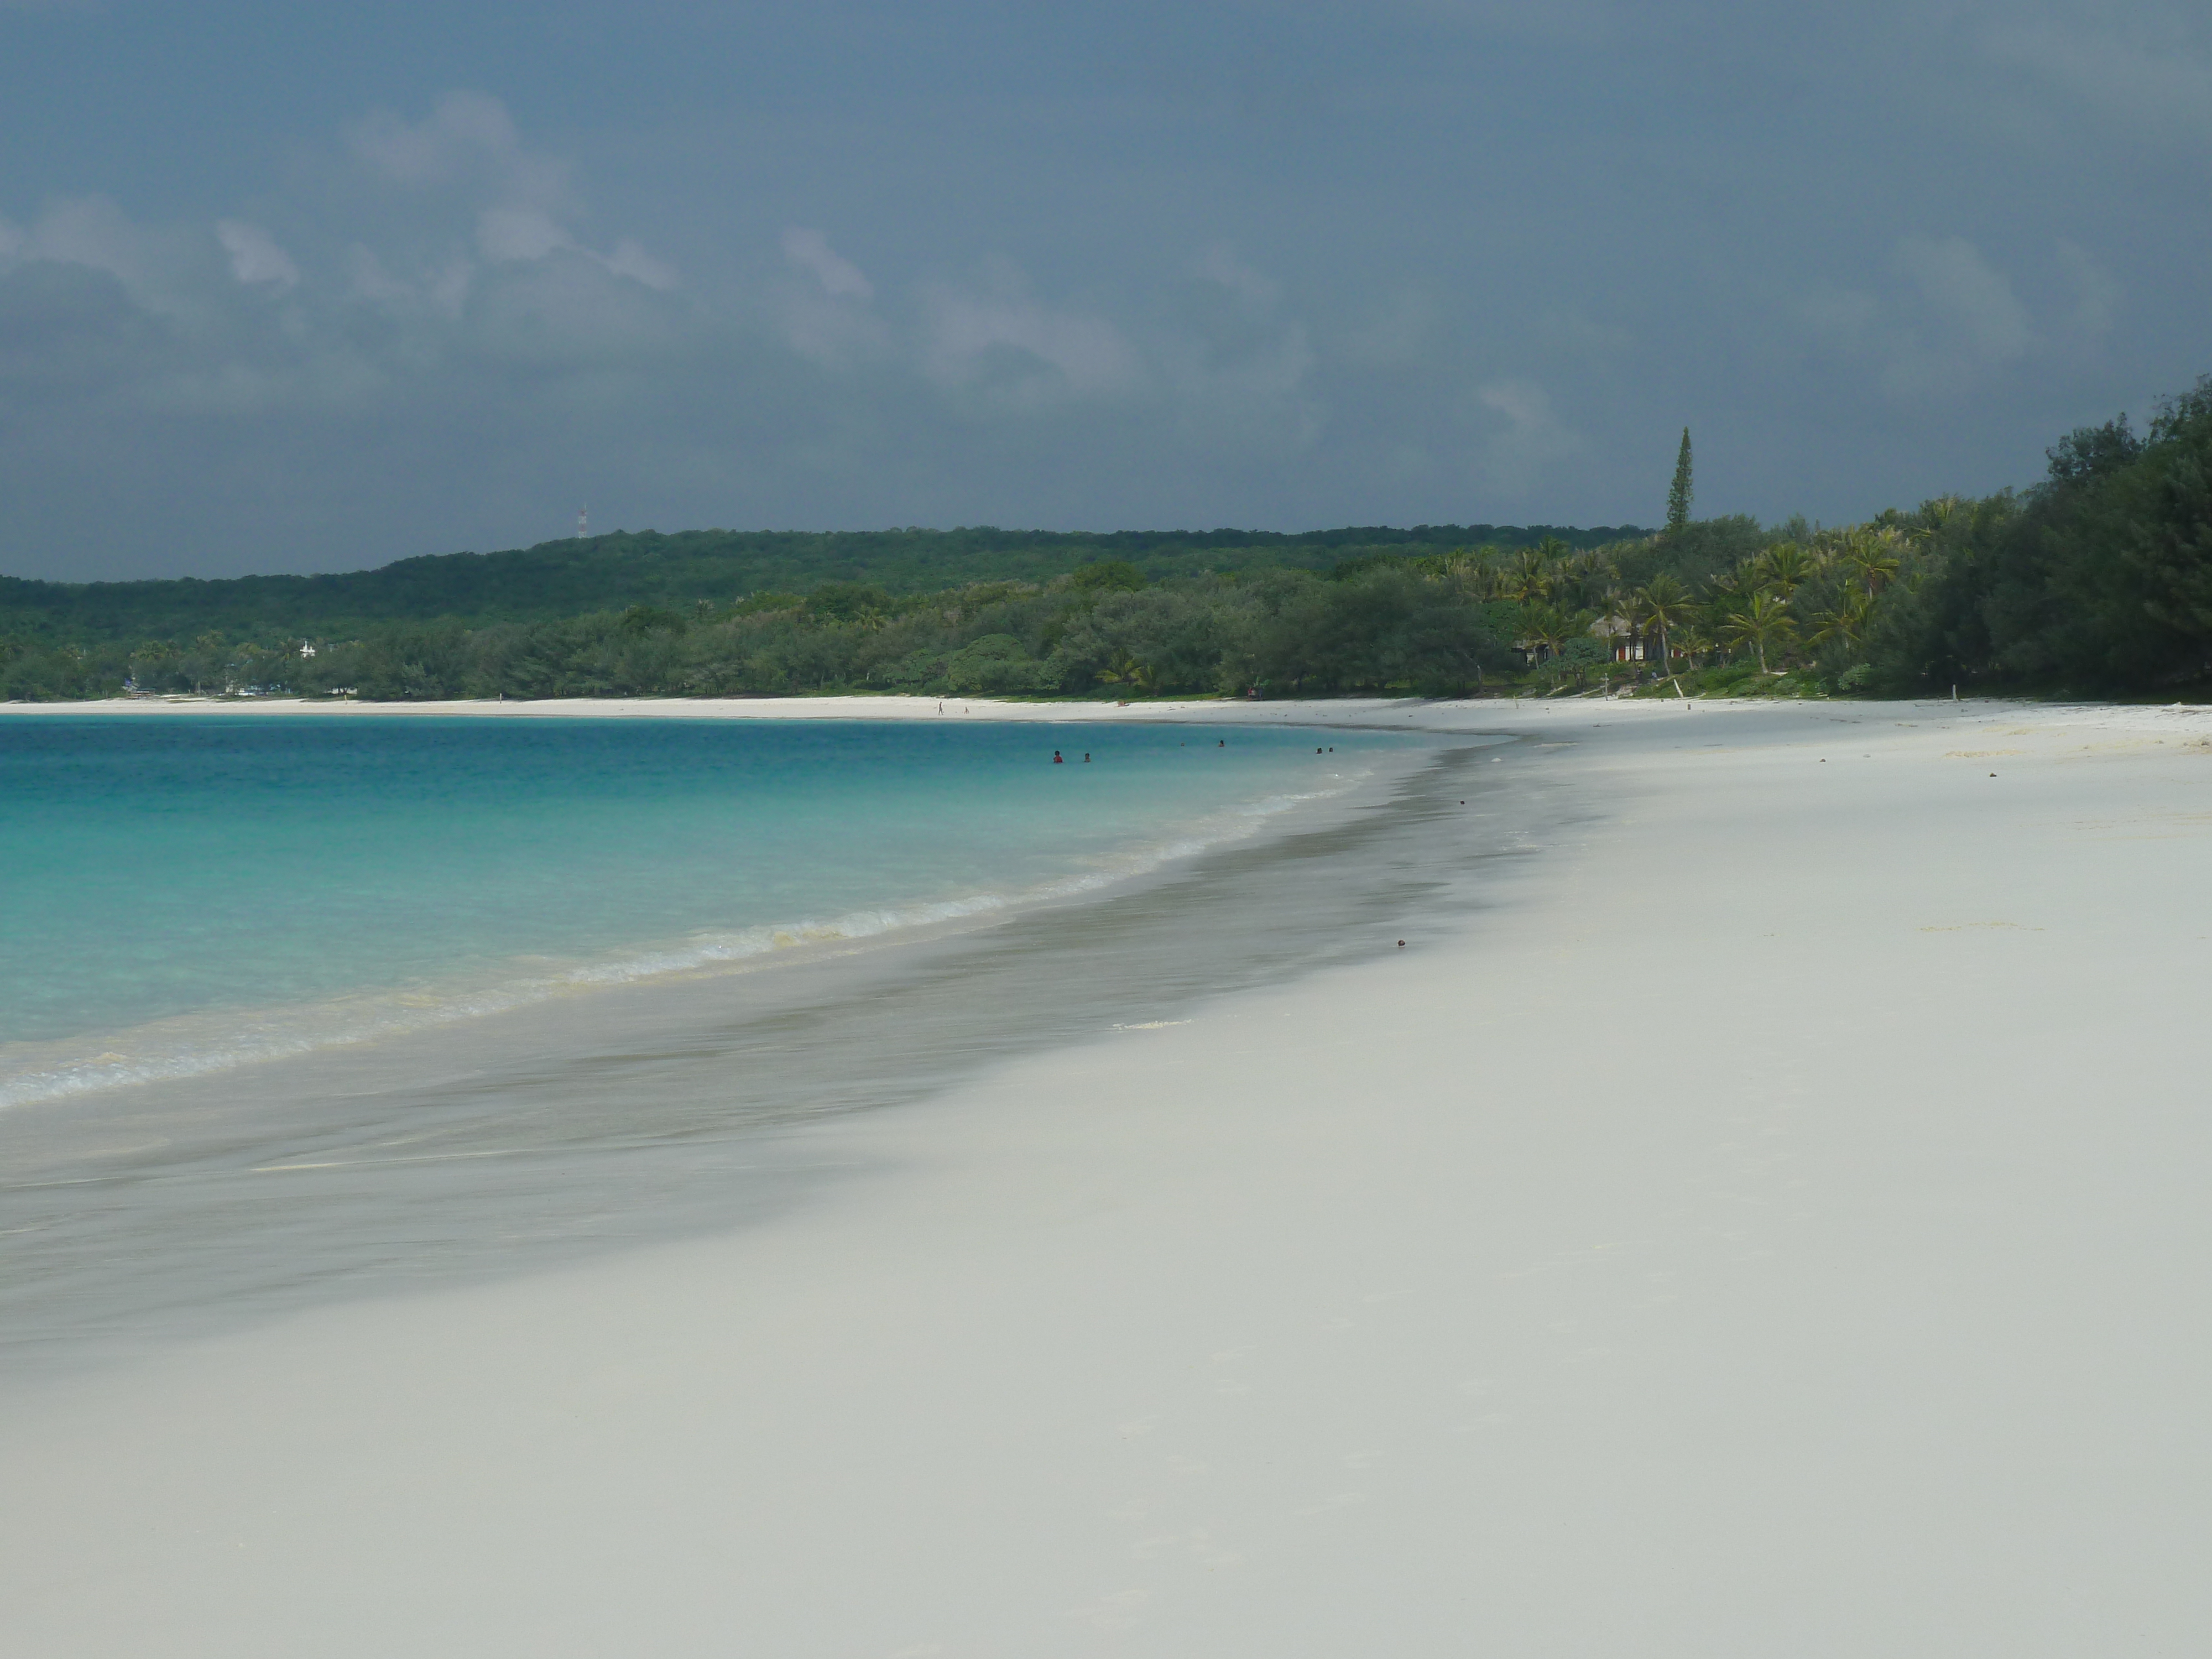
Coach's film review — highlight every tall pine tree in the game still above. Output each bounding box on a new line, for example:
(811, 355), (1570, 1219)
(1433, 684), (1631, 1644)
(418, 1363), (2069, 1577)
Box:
(1667, 427), (1694, 539)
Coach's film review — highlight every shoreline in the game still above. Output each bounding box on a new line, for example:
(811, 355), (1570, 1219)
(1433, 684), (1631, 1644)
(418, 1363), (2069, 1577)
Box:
(0, 688), (1923, 721)
(10, 686), (2205, 748)
(6, 697), (2211, 1651)
(0, 727), (1508, 1370)
(0, 727), (1438, 1115)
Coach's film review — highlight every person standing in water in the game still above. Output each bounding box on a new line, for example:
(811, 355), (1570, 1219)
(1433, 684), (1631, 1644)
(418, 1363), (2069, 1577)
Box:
(1052, 750), (1064, 764)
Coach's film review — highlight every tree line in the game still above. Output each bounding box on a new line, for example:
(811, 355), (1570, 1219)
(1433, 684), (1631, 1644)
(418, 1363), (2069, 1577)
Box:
(0, 521), (1639, 648)
(3, 375), (2205, 701)
(11, 561), (1522, 702)
(0, 523), (1959, 702)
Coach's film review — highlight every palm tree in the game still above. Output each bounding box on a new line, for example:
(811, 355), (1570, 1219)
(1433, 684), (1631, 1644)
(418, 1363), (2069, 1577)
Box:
(1583, 584), (1639, 680)
(1838, 526), (1903, 597)
(1759, 540), (1818, 598)
(1098, 653), (1156, 693)
(1632, 572), (1692, 671)
(1450, 554), (1503, 602)
(1519, 602), (1576, 664)
(1678, 607), (1721, 670)
(1919, 494), (1964, 536)
(1723, 590), (1797, 674)
(1811, 589), (1877, 653)
(1559, 550), (1613, 609)
(1503, 548), (1552, 605)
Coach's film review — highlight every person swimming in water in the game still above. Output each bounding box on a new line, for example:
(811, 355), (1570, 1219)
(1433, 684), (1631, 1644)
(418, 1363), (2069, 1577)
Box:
(1052, 750), (1064, 764)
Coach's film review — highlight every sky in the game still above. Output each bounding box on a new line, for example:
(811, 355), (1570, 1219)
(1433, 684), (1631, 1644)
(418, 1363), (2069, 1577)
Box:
(0, 1), (2205, 582)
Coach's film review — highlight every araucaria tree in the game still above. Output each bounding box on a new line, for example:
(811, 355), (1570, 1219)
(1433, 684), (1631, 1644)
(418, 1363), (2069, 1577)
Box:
(1666, 427), (1694, 540)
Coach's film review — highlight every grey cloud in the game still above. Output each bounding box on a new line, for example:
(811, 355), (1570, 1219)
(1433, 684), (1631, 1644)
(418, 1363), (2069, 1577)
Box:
(471, 206), (677, 293)
(603, 240), (677, 293)
(2, 3), (2203, 579)
(1799, 287), (1882, 341)
(1196, 245), (1279, 311)
(1473, 380), (1582, 497)
(476, 205), (571, 264)
(1, 197), (187, 311)
(1896, 235), (2033, 367)
(1383, 0), (1630, 48)
(781, 229), (873, 300)
(1338, 289), (1441, 368)
(921, 265), (1146, 406)
(1153, 260), (1322, 460)
(1798, 237), (2042, 404)
(0, 261), (176, 399)
(775, 229), (884, 366)
(461, 252), (696, 369)
(216, 221), (299, 290)
(2056, 241), (2121, 337)
(1986, 15), (2212, 143)
(349, 91), (569, 206)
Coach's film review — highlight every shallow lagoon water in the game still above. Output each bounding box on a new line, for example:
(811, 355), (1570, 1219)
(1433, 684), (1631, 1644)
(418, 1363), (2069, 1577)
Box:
(0, 714), (1547, 1371)
(0, 716), (1410, 1107)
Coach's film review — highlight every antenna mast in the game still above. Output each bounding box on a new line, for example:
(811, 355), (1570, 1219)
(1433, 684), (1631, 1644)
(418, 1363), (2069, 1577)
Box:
(576, 505), (588, 540)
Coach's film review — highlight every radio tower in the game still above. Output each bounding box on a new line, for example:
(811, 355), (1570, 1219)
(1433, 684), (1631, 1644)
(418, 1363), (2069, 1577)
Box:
(576, 505), (589, 540)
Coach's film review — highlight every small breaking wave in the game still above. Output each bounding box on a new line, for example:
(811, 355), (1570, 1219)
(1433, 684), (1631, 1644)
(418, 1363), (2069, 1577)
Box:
(0, 769), (1373, 1113)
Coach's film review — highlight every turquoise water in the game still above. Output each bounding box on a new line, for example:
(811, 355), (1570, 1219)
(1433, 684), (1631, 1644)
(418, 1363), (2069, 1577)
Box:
(0, 716), (1409, 1106)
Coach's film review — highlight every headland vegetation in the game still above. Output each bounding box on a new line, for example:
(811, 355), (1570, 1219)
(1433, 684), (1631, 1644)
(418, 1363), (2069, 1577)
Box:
(3, 374), (2205, 704)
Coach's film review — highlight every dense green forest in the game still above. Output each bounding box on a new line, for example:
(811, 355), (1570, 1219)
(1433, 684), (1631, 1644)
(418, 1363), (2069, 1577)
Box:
(1884, 380), (2212, 691)
(0, 523), (1634, 647)
(2, 376), (2206, 702)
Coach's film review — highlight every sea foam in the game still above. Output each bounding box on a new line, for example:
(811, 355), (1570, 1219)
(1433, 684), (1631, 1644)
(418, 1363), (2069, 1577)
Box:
(0, 747), (1378, 1112)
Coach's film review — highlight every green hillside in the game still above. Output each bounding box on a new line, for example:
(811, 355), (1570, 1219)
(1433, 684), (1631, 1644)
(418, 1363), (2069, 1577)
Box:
(0, 523), (1644, 646)
(9, 376), (2208, 705)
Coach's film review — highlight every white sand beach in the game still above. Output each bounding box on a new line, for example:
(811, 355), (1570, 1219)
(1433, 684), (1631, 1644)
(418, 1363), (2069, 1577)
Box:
(3, 694), (2210, 1655)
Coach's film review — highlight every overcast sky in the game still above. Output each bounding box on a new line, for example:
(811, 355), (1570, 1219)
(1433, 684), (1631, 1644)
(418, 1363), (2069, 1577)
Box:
(1, 1), (2204, 581)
